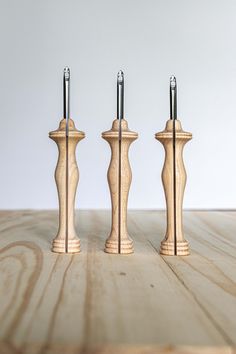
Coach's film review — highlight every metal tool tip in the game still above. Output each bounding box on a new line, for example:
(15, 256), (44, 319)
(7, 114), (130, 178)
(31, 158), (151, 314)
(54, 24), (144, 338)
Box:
(170, 75), (176, 88)
(64, 67), (70, 80)
(117, 70), (124, 83)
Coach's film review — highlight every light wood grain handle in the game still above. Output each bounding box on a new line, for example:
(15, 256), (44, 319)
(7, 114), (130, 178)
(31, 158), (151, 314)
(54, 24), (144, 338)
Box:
(49, 118), (85, 253)
(102, 119), (138, 254)
(156, 119), (192, 256)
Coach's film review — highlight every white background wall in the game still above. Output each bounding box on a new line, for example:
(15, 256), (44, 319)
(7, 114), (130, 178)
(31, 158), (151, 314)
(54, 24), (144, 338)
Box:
(0, 0), (235, 209)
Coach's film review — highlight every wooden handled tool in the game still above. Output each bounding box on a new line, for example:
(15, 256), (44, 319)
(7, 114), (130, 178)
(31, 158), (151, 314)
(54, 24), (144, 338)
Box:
(102, 71), (138, 254)
(49, 68), (85, 253)
(155, 76), (192, 256)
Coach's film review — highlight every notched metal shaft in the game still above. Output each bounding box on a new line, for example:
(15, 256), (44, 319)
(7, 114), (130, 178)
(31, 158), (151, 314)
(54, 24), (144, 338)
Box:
(170, 75), (177, 120)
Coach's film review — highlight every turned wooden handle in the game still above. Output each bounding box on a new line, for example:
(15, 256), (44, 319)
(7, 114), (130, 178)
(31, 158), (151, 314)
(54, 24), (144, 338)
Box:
(49, 118), (85, 253)
(102, 119), (138, 254)
(156, 119), (192, 256)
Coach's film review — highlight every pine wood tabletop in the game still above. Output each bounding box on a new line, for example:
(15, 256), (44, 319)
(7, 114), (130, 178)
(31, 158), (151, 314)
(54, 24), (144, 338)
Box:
(0, 210), (235, 354)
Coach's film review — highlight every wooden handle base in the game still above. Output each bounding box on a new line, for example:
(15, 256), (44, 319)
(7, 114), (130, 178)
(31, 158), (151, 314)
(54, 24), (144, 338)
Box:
(160, 240), (189, 256)
(52, 239), (80, 254)
(105, 239), (133, 254)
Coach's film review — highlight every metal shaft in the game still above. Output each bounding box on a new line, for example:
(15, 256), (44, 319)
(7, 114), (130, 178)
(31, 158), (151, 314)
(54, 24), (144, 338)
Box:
(117, 70), (124, 254)
(170, 75), (177, 254)
(63, 67), (70, 136)
(117, 70), (124, 120)
(63, 67), (70, 253)
(170, 75), (177, 120)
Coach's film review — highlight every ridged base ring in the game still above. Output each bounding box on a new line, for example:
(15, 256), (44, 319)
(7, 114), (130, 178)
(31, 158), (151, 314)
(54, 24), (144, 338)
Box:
(105, 238), (134, 254)
(52, 238), (81, 254)
(160, 240), (190, 256)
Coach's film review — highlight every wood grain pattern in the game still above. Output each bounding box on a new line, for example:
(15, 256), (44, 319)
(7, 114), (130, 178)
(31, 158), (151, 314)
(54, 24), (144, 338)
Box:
(0, 210), (236, 354)
(49, 119), (85, 253)
(155, 120), (192, 256)
(102, 119), (138, 254)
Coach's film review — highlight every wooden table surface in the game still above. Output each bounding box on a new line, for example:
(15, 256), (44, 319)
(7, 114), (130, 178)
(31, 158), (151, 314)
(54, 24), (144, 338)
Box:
(0, 210), (235, 354)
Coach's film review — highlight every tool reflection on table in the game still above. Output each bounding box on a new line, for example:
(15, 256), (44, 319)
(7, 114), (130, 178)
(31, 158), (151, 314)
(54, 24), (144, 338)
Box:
(155, 76), (192, 256)
(102, 71), (138, 254)
(49, 68), (85, 253)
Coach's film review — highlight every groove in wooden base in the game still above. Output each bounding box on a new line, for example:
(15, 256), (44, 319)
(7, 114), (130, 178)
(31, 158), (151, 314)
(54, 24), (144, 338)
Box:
(52, 238), (81, 254)
(105, 239), (134, 254)
(160, 240), (190, 256)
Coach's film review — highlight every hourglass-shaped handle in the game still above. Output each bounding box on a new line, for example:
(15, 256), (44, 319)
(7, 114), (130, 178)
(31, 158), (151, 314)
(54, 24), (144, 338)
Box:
(156, 119), (192, 255)
(49, 118), (85, 253)
(102, 119), (138, 254)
